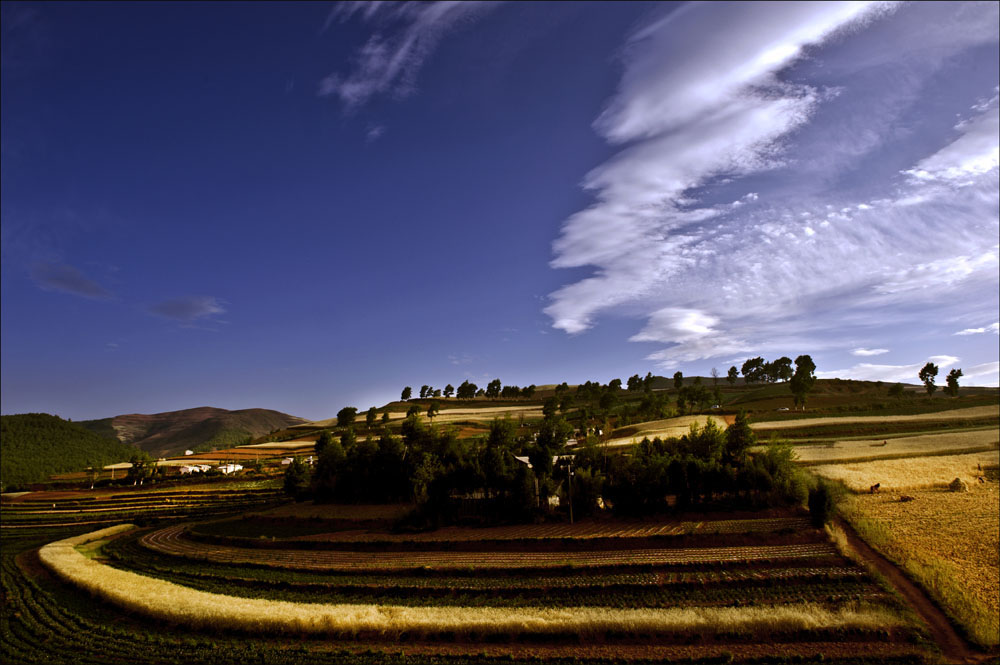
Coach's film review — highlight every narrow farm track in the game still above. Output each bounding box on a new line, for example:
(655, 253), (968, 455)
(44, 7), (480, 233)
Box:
(834, 517), (992, 664)
(141, 524), (838, 571)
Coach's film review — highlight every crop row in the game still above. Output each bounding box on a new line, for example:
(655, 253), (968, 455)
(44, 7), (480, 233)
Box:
(40, 525), (912, 642)
(192, 515), (814, 545)
(141, 524), (842, 573)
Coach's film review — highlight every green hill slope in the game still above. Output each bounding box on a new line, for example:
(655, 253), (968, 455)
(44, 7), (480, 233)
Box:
(1, 413), (137, 490)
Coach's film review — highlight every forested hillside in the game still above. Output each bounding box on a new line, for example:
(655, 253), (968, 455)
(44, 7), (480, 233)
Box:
(1, 413), (136, 490)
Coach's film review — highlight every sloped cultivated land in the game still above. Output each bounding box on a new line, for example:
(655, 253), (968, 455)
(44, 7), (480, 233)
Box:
(8, 511), (941, 663)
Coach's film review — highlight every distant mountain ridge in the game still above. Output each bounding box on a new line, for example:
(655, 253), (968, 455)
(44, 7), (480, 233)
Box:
(79, 407), (307, 458)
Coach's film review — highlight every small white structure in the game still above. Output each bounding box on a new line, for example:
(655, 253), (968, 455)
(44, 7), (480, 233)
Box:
(216, 464), (243, 475)
(281, 457), (294, 466)
(178, 465), (202, 475)
(184, 450), (194, 456)
(196, 464), (211, 472)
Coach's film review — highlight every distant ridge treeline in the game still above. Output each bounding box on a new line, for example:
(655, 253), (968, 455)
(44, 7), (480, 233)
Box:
(1, 413), (136, 490)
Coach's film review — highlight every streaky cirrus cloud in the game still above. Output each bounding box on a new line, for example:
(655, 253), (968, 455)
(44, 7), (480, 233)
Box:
(545, 1), (999, 370)
(318, 1), (500, 111)
(30, 262), (113, 300)
(955, 322), (1000, 336)
(147, 296), (226, 324)
(815, 355), (959, 384)
(852, 348), (889, 356)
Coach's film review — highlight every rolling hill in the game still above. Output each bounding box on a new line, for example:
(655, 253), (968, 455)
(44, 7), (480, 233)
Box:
(79, 407), (307, 458)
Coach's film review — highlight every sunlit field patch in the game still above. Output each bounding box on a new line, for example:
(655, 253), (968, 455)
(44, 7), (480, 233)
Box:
(812, 451), (999, 492)
(782, 429), (998, 464)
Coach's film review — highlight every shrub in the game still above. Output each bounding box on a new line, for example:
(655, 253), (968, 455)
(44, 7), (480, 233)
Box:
(809, 482), (834, 527)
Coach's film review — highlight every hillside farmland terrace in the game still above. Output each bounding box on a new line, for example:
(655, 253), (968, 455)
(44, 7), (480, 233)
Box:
(2, 383), (998, 663)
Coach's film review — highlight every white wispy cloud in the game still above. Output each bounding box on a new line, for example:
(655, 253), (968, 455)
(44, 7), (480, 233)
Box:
(955, 322), (1000, 336)
(815, 355), (959, 383)
(318, 1), (499, 110)
(546, 2), (999, 370)
(852, 348), (889, 356)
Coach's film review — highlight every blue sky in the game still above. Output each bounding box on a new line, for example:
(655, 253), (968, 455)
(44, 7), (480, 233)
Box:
(2, 1), (998, 422)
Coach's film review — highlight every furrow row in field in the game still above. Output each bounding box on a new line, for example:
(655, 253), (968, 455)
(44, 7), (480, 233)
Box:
(141, 524), (838, 572)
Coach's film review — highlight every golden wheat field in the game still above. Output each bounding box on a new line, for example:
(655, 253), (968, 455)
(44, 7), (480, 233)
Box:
(812, 451), (1000, 492)
(604, 416), (729, 448)
(841, 484), (1000, 647)
(40, 525), (903, 639)
(751, 405), (999, 430)
(788, 429), (999, 463)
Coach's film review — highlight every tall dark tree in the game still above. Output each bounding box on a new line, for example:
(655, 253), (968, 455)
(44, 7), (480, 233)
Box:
(627, 374), (641, 391)
(918, 362), (939, 398)
(772, 357), (793, 382)
(283, 457), (311, 501)
(365, 407), (377, 428)
(522, 384), (536, 398)
(315, 430), (334, 456)
(643, 372), (654, 393)
(790, 355), (817, 409)
(336, 407), (358, 428)
(944, 368), (962, 397)
(673, 371), (684, 390)
(419, 385), (430, 399)
(427, 401), (440, 422)
(727, 366), (739, 385)
(486, 378), (502, 399)
(401, 386), (412, 401)
(741, 357), (765, 384)
(723, 411), (755, 465)
(607, 378), (622, 391)
(443, 384), (454, 398)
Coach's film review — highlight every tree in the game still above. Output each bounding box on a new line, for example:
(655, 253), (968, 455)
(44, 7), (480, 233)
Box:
(790, 355), (817, 409)
(522, 384), (536, 398)
(381, 411), (390, 424)
(673, 371), (684, 390)
(944, 368), (962, 397)
(542, 397), (559, 419)
(711, 367), (719, 385)
(406, 404), (422, 418)
(643, 372), (654, 393)
(888, 383), (905, 400)
(426, 401), (440, 422)
(741, 357), (765, 384)
(918, 362), (939, 398)
(456, 380), (478, 399)
(727, 366), (739, 385)
(419, 385), (430, 399)
(772, 357), (793, 382)
(315, 430), (334, 456)
(724, 411), (755, 465)
(607, 378), (622, 391)
(283, 457), (311, 501)
(401, 386), (412, 401)
(486, 378), (502, 399)
(443, 384), (454, 398)
(336, 407), (357, 428)
(627, 374), (641, 391)
(365, 407), (377, 428)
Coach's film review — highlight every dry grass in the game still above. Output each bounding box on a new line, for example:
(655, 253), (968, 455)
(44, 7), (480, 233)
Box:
(840, 485), (1000, 647)
(41, 525), (903, 638)
(784, 429), (998, 464)
(812, 451), (1000, 492)
(604, 416), (728, 449)
(752, 405), (999, 431)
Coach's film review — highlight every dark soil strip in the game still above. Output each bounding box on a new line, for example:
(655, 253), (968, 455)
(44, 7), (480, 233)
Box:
(833, 516), (993, 664)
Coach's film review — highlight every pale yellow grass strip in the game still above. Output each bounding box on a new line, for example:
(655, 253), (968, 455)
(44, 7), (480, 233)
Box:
(604, 416), (728, 449)
(812, 451), (1000, 492)
(781, 429), (998, 464)
(41, 526), (902, 638)
(752, 405), (999, 431)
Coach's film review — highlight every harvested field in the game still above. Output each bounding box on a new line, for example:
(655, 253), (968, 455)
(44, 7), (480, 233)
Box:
(604, 415), (728, 448)
(812, 451), (1000, 492)
(251, 502), (413, 521)
(778, 428), (999, 464)
(752, 405), (999, 431)
(141, 524), (840, 571)
(240, 441), (316, 450)
(43, 526), (904, 640)
(840, 484), (1000, 647)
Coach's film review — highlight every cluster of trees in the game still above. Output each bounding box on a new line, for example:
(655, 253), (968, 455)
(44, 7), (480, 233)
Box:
(599, 415), (806, 516)
(918, 362), (963, 397)
(401, 380), (538, 401)
(287, 413), (576, 524)
(739, 357), (794, 384)
(287, 406), (809, 526)
(0, 413), (138, 490)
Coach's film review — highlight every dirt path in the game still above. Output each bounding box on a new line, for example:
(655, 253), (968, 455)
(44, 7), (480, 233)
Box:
(833, 516), (991, 664)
